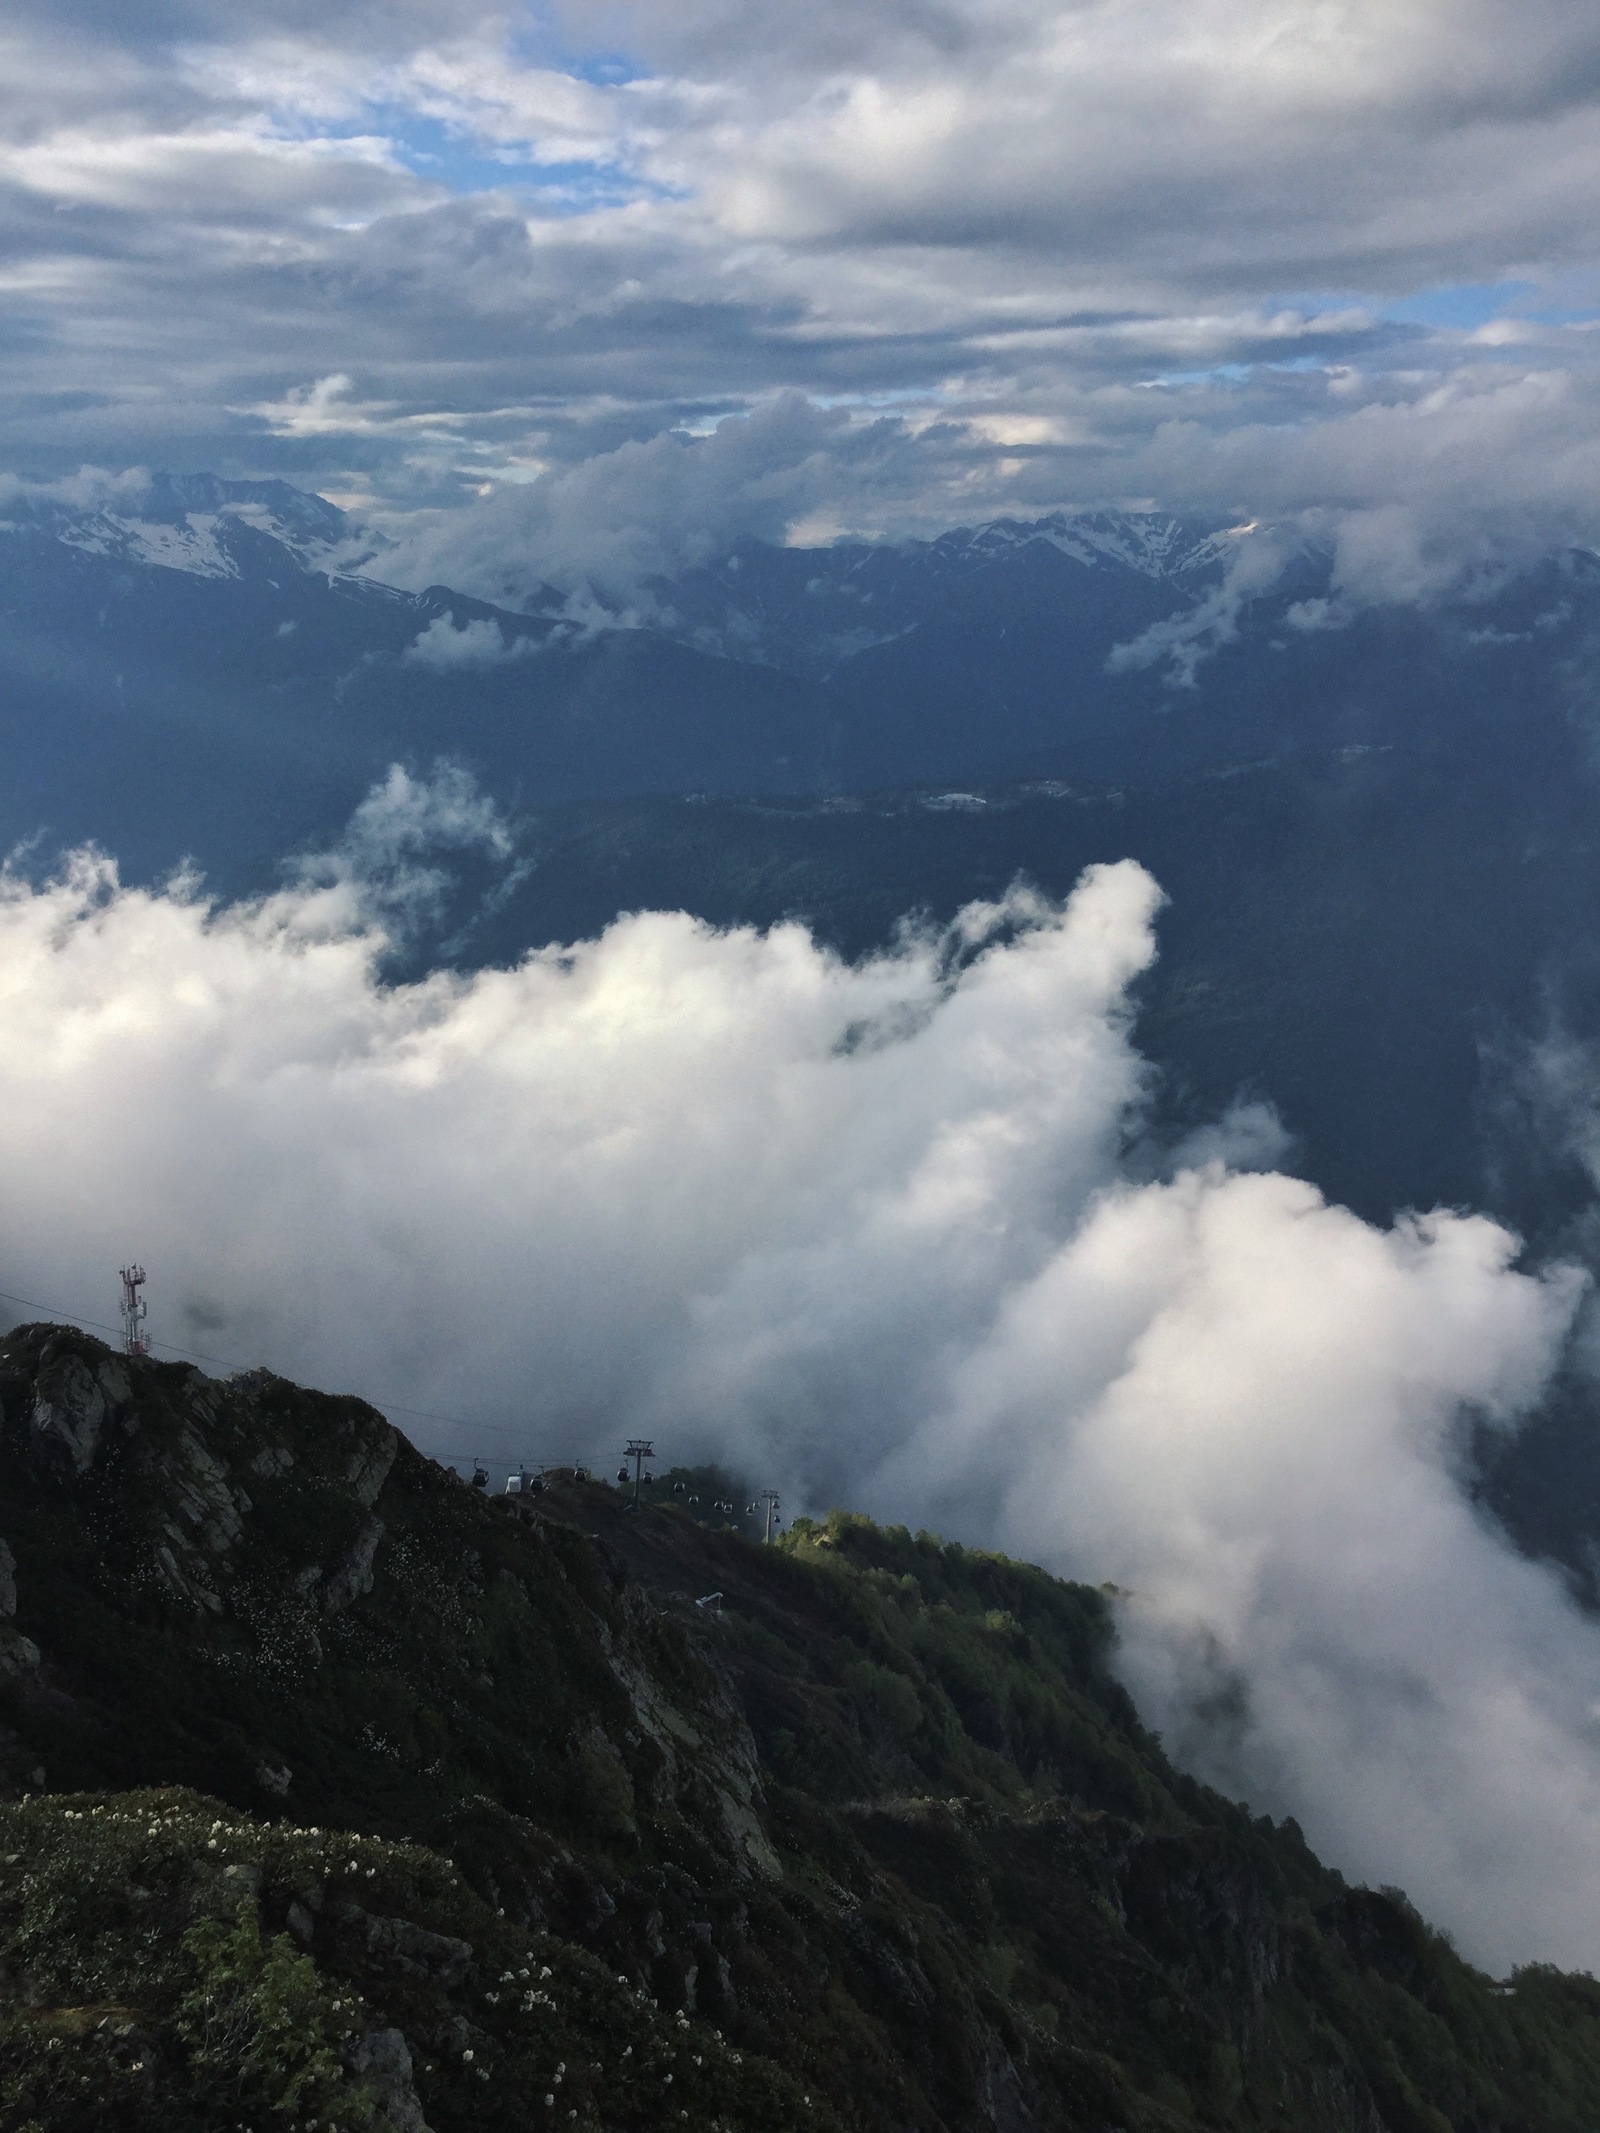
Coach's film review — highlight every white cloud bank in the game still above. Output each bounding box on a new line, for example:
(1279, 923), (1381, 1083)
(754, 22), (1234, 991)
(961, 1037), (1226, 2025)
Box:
(2, 783), (1598, 1974)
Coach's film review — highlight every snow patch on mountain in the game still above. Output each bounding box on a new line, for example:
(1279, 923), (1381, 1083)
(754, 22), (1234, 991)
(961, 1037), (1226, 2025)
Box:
(0, 470), (358, 581)
(923, 510), (1241, 580)
(50, 510), (249, 580)
(612, 507), (1269, 677)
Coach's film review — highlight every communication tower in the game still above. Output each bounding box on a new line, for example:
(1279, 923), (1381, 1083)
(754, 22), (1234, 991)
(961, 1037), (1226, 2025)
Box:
(119, 1264), (151, 1357)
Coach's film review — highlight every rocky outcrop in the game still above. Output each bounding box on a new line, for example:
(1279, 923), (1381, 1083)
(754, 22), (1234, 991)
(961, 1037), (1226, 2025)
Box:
(254, 1748), (292, 1796)
(599, 1589), (781, 1881)
(346, 2026), (431, 2133)
(323, 1511), (385, 1612)
(347, 1427), (398, 1509)
(334, 1902), (474, 1989)
(0, 1538), (37, 1675)
(28, 1346), (128, 1479)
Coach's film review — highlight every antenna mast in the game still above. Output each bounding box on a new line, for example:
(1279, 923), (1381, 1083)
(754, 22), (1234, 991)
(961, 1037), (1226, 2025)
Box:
(119, 1263), (150, 1357)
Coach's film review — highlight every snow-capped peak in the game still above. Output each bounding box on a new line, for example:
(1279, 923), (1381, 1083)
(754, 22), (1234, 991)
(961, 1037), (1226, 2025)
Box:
(923, 509), (1244, 580)
(0, 470), (352, 579)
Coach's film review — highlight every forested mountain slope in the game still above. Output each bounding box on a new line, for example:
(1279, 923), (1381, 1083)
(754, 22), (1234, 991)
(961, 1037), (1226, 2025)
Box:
(4, 1322), (1600, 2132)
(8, 480), (1600, 896)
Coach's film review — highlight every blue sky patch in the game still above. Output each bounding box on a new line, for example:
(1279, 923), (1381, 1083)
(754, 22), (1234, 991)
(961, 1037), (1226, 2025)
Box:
(1382, 281), (1534, 329)
(346, 109), (665, 215)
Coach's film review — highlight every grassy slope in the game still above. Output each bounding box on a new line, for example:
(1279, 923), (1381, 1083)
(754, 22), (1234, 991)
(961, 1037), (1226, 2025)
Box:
(3, 1323), (1600, 2130)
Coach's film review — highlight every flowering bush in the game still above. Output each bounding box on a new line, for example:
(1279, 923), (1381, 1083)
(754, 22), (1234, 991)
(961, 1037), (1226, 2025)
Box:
(0, 1787), (833, 2132)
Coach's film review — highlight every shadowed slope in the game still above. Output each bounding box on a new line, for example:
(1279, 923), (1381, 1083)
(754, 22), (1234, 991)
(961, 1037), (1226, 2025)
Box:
(3, 1323), (1600, 2129)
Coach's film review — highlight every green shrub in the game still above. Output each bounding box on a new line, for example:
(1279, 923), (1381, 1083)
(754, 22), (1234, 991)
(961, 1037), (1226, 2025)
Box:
(178, 1898), (381, 2127)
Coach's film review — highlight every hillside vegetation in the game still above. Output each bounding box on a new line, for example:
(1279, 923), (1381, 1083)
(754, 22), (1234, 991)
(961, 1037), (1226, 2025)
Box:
(3, 1320), (1600, 2131)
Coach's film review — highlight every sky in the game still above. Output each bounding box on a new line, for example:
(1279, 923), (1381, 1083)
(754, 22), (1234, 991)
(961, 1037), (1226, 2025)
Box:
(7, 1), (1600, 584)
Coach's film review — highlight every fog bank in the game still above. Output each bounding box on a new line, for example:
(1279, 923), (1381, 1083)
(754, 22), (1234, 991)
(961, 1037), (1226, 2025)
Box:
(1, 790), (1597, 1973)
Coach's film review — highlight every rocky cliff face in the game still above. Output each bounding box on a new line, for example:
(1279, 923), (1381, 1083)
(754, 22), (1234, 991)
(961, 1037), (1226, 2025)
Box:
(3, 1320), (1600, 2133)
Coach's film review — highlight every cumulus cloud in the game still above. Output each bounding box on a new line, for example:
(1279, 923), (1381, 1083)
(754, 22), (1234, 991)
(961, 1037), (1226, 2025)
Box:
(2, 774), (1600, 1973)
(4, 0), (1600, 590)
(280, 758), (520, 936)
(400, 612), (533, 668)
(906, 1178), (1596, 1973)
(373, 393), (914, 605)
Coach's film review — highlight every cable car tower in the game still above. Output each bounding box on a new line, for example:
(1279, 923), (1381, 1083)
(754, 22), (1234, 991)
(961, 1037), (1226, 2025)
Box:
(119, 1264), (151, 1357)
(620, 1438), (655, 1511)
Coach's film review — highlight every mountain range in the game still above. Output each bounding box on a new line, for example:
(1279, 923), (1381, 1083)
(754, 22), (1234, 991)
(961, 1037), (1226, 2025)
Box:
(9, 474), (1600, 1248)
(7, 474), (1597, 883)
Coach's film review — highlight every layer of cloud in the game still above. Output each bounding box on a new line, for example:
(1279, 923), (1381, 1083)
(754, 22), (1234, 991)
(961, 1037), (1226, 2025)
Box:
(373, 392), (917, 605)
(3, 772), (1600, 1974)
(365, 361), (1600, 619)
(5, 0), (1600, 589)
